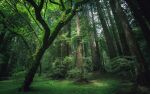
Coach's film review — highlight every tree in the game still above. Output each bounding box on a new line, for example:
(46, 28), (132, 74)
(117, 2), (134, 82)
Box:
(22, 0), (89, 91)
(103, 0), (123, 56)
(95, 0), (117, 59)
(75, 13), (84, 72)
(110, 0), (150, 86)
(0, 4), (33, 80)
(90, 4), (103, 71)
(109, 0), (131, 56)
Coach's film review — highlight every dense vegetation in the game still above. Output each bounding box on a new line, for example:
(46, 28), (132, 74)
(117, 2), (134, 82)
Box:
(0, 0), (150, 94)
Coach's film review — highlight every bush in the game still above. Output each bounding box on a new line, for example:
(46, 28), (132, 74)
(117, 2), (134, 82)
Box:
(106, 56), (137, 80)
(67, 68), (82, 79)
(49, 56), (74, 79)
(48, 56), (89, 80)
(83, 57), (93, 72)
(67, 67), (88, 80)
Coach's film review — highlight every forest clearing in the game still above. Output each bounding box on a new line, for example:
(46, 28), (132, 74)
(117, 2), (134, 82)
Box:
(0, 0), (150, 94)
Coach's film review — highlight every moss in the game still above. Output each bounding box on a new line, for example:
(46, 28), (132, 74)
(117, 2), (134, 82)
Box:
(0, 77), (144, 94)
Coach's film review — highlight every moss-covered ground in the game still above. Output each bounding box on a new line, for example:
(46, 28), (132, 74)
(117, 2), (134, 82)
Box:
(0, 77), (141, 94)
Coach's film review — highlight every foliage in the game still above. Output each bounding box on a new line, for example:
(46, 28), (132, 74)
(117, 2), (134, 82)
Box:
(83, 56), (93, 72)
(0, 0), (36, 80)
(0, 0), (150, 91)
(0, 78), (124, 94)
(49, 56), (74, 79)
(67, 67), (83, 79)
(67, 61), (89, 80)
(106, 56), (137, 80)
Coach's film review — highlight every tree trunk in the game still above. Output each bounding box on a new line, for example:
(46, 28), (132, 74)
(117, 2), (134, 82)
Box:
(75, 14), (85, 80)
(22, 46), (47, 91)
(61, 22), (72, 58)
(76, 14), (83, 69)
(110, 0), (131, 56)
(111, 0), (150, 86)
(90, 5), (103, 72)
(103, 0), (123, 56)
(22, 0), (88, 91)
(95, 0), (117, 59)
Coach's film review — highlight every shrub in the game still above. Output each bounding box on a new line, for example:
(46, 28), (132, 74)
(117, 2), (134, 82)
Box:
(49, 56), (74, 79)
(67, 67), (82, 79)
(106, 56), (137, 80)
(83, 56), (93, 72)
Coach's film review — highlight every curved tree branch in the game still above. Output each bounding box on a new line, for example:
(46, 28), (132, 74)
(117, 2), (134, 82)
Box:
(49, 0), (61, 6)
(60, 0), (65, 10)
(47, 0), (89, 46)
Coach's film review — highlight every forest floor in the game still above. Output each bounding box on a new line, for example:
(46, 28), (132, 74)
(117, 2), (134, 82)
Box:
(0, 76), (149, 94)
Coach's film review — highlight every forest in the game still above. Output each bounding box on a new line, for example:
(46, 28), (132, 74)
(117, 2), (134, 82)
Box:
(0, 0), (150, 94)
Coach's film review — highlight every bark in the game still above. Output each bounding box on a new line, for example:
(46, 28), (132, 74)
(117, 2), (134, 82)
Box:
(76, 14), (83, 69)
(22, 46), (47, 91)
(22, 1), (50, 90)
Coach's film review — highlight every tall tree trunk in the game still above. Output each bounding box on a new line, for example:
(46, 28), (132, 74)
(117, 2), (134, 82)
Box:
(90, 5), (103, 72)
(66, 22), (72, 56)
(110, 0), (131, 56)
(76, 14), (83, 70)
(95, 0), (117, 59)
(61, 22), (72, 57)
(111, 0), (150, 86)
(104, 0), (123, 56)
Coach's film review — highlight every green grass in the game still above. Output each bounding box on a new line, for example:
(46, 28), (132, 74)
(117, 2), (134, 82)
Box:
(0, 78), (134, 94)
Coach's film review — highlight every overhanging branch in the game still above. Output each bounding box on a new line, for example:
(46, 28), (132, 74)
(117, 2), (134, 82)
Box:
(26, 0), (38, 9)
(47, 0), (89, 46)
(60, 0), (65, 10)
(38, 0), (45, 11)
(49, 0), (61, 6)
